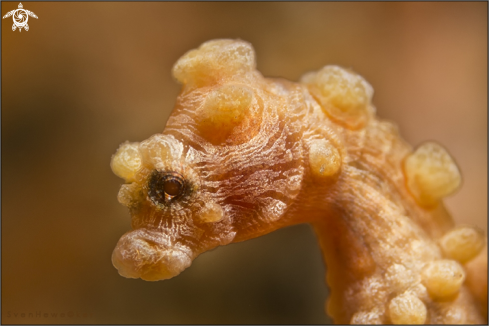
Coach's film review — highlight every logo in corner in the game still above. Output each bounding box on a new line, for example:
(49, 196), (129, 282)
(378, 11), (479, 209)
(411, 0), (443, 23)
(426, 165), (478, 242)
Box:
(3, 3), (38, 32)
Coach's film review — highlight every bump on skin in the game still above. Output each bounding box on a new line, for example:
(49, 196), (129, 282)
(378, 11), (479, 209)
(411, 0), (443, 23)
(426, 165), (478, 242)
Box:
(440, 226), (485, 264)
(197, 201), (224, 223)
(203, 84), (253, 124)
(300, 65), (374, 129)
(403, 142), (461, 207)
(198, 83), (254, 145)
(388, 293), (427, 324)
(110, 141), (142, 182)
(421, 259), (466, 300)
(138, 134), (184, 170)
(385, 264), (417, 294)
(172, 39), (256, 87)
(117, 183), (142, 208)
(309, 139), (341, 178)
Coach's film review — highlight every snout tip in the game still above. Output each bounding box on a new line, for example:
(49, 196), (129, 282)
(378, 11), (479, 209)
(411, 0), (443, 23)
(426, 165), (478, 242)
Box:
(112, 229), (192, 281)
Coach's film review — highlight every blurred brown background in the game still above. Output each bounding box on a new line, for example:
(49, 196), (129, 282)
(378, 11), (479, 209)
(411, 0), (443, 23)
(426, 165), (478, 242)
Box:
(2, 2), (486, 324)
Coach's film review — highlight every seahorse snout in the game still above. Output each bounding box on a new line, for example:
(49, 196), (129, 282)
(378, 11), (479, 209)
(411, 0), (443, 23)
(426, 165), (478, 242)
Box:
(112, 229), (192, 281)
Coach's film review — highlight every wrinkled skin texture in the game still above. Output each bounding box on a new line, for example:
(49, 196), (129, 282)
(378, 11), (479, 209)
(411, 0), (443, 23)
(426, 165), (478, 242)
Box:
(111, 39), (487, 324)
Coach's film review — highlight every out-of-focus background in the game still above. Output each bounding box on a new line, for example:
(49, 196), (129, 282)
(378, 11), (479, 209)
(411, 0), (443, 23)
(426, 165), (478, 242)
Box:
(2, 2), (486, 324)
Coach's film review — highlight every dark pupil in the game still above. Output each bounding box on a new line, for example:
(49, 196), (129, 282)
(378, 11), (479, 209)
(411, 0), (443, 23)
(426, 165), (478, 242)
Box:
(164, 179), (183, 196)
(148, 171), (185, 204)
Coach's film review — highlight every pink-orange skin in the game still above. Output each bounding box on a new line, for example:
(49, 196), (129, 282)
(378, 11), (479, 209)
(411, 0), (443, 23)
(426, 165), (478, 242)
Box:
(111, 39), (487, 324)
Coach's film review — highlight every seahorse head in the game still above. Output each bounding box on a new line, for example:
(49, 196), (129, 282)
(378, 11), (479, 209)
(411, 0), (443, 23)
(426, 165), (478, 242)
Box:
(110, 39), (307, 281)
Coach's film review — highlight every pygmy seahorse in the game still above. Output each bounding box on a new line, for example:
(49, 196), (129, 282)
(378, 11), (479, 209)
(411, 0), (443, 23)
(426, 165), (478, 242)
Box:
(110, 39), (487, 324)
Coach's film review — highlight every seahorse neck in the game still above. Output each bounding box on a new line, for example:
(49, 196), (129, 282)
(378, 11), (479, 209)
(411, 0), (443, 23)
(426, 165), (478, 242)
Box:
(310, 168), (442, 323)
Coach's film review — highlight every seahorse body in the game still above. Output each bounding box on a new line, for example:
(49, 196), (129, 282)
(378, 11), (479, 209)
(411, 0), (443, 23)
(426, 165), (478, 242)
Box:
(110, 39), (487, 324)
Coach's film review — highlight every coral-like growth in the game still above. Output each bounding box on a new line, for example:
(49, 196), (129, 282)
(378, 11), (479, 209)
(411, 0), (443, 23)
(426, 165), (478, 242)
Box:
(111, 39), (487, 324)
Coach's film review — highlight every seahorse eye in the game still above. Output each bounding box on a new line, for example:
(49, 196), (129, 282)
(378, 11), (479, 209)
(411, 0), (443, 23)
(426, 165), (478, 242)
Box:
(148, 171), (186, 204)
(164, 178), (183, 196)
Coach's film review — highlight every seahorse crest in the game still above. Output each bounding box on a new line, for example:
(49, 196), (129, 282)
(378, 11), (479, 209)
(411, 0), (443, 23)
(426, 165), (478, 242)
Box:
(172, 39), (256, 87)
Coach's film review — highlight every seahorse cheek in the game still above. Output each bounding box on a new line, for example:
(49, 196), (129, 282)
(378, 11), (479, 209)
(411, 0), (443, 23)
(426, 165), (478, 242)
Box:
(196, 202), (224, 223)
(112, 229), (193, 281)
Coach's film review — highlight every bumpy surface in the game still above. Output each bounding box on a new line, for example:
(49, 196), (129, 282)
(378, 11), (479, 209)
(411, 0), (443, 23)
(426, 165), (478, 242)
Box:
(111, 39), (487, 324)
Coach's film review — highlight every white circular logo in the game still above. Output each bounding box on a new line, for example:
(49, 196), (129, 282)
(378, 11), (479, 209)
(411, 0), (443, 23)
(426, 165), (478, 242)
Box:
(2, 3), (38, 32)
(14, 9), (28, 27)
